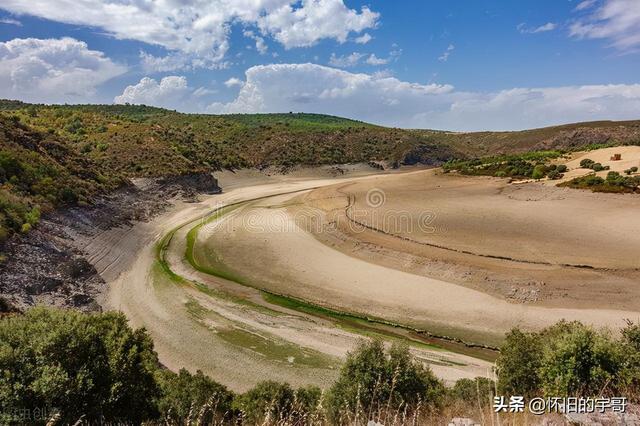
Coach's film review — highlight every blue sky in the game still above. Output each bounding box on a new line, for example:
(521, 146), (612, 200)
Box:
(1, 0), (639, 130)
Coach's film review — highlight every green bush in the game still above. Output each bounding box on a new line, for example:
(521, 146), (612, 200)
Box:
(496, 329), (542, 397)
(0, 307), (160, 424)
(496, 321), (640, 398)
(539, 322), (625, 396)
(580, 158), (595, 168)
(234, 381), (295, 424)
(326, 340), (444, 422)
(156, 368), (234, 424)
(531, 165), (546, 179)
(556, 164), (568, 173)
(547, 169), (563, 180)
(449, 378), (495, 405)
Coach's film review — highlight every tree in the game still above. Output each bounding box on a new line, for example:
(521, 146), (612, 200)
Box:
(0, 308), (160, 424)
(496, 329), (542, 397)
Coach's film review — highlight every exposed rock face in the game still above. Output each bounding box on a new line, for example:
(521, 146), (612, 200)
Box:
(0, 173), (220, 312)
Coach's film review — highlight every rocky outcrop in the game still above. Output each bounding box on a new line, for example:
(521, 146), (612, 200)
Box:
(0, 173), (220, 312)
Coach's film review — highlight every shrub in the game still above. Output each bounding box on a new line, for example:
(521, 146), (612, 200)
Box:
(556, 164), (568, 173)
(235, 381), (295, 424)
(449, 378), (495, 405)
(156, 368), (234, 424)
(496, 321), (639, 399)
(0, 307), (160, 424)
(584, 175), (605, 186)
(539, 322), (625, 396)
(547, 170), (563, 180)
(580, 158), (595, 168)
(531, 165), (546, 180)
(326, 340), (444, 422)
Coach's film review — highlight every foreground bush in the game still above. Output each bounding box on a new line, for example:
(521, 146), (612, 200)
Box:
(326, 340), (445, 423)
(496, 320), (640, 398)
(234, 381), (322, 424)
(0, 307), (160, 424)
(3, 307), (639, 424)
(156, 368), (234, 424)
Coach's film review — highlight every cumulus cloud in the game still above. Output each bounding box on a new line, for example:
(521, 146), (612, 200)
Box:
(114, 76), (192, 110)
(570, 0), (640, 51)
(206, 63), (454, 125)
(0, 0), (378, 70)
(204, 63), (640, 131)
(257, 0), (379, 49)
(0, 37), (125, 103)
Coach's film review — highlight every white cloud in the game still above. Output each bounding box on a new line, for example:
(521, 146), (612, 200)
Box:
(330, 48), (399, 68)
(224, 77), (245, 88)
(329, 52), (365, 67)
(518, 22), (557, 34)
(570, 0), (640, 51)
(0, 37), (125, 103)
(354, 33), (372, 44)
(139, 51), (231, 73)
(438, 44), (455, 62)
(114, 76), (191, 109)
(0, 17), (21, 26)
(257, 0), (379, 49)
(204, 63), (640, 131)
(193, 87), (218, 97)
(244, 30), (268, 55)
(0, 0), (378, 70)
(575, 0), (597, 12)
(365, 54), (388, 65)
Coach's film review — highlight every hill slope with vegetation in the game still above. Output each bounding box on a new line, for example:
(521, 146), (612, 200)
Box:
(0, 101), (458, 175)
(0, 114), (123, 245)
(2, 308), (639, 424)
(1, 99), (639, 245)
(417, 119), (640, 158)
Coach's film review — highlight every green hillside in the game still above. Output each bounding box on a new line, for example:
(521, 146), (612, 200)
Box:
(0, 114), (123, 245)
(0, 101), (456, 175)
(1, 99), (639, 245)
